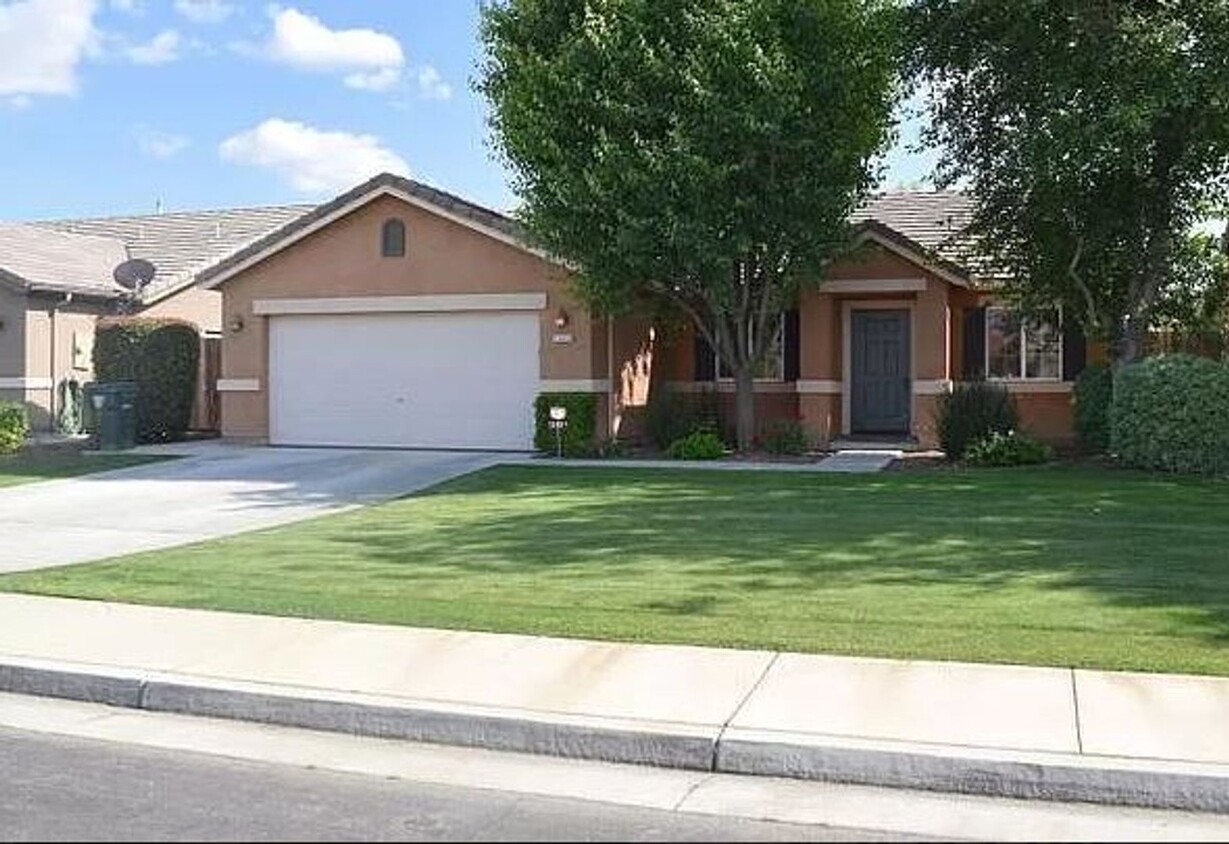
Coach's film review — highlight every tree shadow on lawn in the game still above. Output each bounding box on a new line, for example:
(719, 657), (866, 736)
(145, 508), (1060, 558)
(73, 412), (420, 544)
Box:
(316, 465), (1229, 647)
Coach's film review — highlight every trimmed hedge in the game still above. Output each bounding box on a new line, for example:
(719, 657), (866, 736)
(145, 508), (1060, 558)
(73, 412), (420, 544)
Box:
(534, 392), (598, 456)
(0, 401), (29, 455)
(645, 385), (722, 450)
(936, 381), (1018, 460)
(94, 318), (200, 444)
(1112, 355), (1229, 475)
(1074, 366), (1113, 454)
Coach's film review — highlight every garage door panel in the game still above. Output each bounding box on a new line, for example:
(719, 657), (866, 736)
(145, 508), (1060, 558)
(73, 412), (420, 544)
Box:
(269, 312), (540, 450)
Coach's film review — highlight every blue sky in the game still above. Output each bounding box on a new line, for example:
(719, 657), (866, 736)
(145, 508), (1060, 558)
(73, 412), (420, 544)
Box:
(0, 0), (937, 221)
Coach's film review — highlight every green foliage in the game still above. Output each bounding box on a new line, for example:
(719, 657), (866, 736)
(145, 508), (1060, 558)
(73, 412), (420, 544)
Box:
(1074, 366), (1113, 454)
(937, 381), (1019, 460)
(666, 430), (727, 460)
(1112, 355), (1229, 475)
(965, 431), (1053, 467)
(534, 393), (598, 457)
(93, 319), (200, 444)
(0, 401), (29, 455)
(759, 418), (809, 456)
(645, 386), (722, 451)
(910, 0), (1229, 364)
(480, 0), (900, 448)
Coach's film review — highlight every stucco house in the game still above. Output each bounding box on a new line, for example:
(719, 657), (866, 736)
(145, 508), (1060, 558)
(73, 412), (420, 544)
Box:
(197, 173), (1087, 451)
(0, 205), (308, 430)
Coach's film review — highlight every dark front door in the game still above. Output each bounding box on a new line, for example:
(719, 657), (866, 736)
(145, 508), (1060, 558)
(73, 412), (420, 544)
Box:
(851, 310), (910, 434)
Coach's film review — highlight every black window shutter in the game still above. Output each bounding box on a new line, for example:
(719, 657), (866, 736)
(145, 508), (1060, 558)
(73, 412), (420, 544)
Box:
(962, 306), (986, 379)
(783, 309), (800, 382)
(1063, 321), (1087, 381)
(694, 331), (716, 381)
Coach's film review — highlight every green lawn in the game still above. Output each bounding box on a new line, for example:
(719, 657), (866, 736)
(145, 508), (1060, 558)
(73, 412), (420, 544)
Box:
(3, 464), (1229, 675)
(0, 451), (169, 488)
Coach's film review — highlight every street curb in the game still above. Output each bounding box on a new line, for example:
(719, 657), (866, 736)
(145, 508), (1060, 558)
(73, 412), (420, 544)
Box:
(2, 657), (1227, 814)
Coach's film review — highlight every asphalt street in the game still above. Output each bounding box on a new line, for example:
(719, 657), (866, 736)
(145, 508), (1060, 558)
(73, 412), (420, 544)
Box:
(0, 726), (910, 842)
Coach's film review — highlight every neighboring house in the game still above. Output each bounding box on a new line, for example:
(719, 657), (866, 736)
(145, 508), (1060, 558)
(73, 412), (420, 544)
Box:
(198, 172), (1089, 451)
(0, 205), (309, 430)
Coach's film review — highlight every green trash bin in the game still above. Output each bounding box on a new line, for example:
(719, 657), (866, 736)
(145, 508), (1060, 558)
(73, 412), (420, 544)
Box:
(84, 382), (138, 451)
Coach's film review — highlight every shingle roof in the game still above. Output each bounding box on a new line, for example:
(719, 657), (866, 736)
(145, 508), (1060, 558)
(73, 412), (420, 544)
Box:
(36, 204), (313, 302)
(0, 222), (129, 297)
(852, 189), (976, 263)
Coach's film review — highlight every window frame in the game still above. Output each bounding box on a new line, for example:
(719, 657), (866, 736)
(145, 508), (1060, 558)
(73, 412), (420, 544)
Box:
(984, 305), (1063, 382)
(380, 218), (407, 258)
(715, 314), (786, 383)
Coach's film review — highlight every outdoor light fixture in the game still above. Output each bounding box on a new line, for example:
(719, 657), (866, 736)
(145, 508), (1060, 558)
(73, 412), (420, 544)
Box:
(553, 308), (570, 329)
(228, 314), (245, 334)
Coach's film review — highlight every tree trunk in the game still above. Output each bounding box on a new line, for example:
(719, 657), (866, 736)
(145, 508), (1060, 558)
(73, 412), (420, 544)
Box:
(734, 366), (756, 451)
(1114, 312), (1148, 371)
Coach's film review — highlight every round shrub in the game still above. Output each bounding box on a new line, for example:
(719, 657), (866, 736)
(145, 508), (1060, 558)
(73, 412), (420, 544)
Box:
(936, 381), (1018, 460)
(964, 430), (1053, 467)
(94, 318), (200, 444)
(760, 418), (809, 456)
(666, 430), (726, 460)
(0, 401), (30, 455)
(1074, 366), (1112, 454)
(1111, 355), (1229, 475)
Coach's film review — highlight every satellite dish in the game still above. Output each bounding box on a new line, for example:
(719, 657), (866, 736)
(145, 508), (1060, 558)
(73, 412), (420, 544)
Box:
(113, 258), (157, 292)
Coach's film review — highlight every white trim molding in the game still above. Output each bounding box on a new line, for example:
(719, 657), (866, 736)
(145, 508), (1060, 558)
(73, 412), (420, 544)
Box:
(666, 380), (796, 394)
(0, 376), (52, 390)
(823, 278), (927, 295)
(995, 380), (1073, 395)
(539, 379), (611, 393)
(253, 293), (548, 316)
(913, 379), (953, 396)
(796, 379), (842, 395)
(217, 378), (262, 393)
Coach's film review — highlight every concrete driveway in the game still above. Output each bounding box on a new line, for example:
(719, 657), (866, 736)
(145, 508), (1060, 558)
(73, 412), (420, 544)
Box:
(0, 444), (513, 574)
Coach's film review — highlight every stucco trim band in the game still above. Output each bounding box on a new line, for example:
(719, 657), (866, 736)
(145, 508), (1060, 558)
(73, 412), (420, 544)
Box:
(539, 379), (611, 393)
(796, 380), (842, 395)
(997, 380), (1073, 394)
(0, 377), (53, 390)
(666, 380), (798, 395)
(252, 294), (548, 316)
(217, 378), (261, 393)
(823, 278), (927, 294)
(913, 379), (953, 395)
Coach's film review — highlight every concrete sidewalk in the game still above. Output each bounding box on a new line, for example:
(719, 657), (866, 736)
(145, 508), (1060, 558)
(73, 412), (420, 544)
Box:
(0, 594), (1226, 811)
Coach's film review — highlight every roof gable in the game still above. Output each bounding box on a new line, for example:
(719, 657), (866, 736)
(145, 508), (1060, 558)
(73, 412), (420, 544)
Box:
(0, 223), (129, 298)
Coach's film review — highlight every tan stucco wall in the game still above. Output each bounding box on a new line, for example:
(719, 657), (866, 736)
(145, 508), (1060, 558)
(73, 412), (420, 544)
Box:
(218, 193), (599, 440)
(141, 286), (222, 334)
(23, 295), (108, 430)
(0, 286), (28, 381)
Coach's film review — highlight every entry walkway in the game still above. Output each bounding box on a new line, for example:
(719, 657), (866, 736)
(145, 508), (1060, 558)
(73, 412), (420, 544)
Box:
(0, 594), (1225, 811)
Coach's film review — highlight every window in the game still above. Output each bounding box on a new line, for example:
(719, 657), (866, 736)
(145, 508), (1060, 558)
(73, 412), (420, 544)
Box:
(381, 218), (406, 257)
(716, 316), (785, 381)
(986, 307), (1061, 380)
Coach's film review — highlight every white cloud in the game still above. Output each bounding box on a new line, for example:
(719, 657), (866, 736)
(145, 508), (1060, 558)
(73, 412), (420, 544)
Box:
(219, 118), (409, 194)
(0, 0), (98, 99)
(136, 128), (189, 159)
(264, 7), (403, 91)
(109, 0), (142, 14)
(125, 29), (181, 64)
(415, 65), (451, 100)
(174, 0), (233, 24)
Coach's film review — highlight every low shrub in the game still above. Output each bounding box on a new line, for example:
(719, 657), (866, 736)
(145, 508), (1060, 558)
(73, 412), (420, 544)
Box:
(1074, 366), (1113, 454)
(760, 418), (809, 456)
(666, 430), (726, 460)
(94, 318), (200, 443)
(1111, 355), (1229, 475)
(589, 436), (629, 459)
(0, 401), (29, 455)
(937, 381), (1018, 460)
(645, 386), (721, 450)
(534, 392), (598, 457)
(964, 430), (1053, 467)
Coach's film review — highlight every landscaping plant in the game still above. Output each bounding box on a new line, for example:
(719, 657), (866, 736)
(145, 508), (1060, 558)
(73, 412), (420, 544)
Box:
(0, 401), (29, 455)
(964, 431), (1053, 467)
(1073, 365), (1113, 454)
(666, 430), (727, 460)
(93, 318), (200, 443)
(645, 386), (722, 452)
(936, 381), (1018, 460)
(759, 418), (809, 456)
(533, 392), (598, 457)
(1112, 354), (1229, 475)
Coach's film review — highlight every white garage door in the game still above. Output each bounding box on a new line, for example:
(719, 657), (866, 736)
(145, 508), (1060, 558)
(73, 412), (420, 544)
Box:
(269, 312), (540, 450)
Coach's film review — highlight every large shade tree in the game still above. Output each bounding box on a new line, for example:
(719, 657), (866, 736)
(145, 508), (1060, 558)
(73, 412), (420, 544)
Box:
(910, 0), (1229, 368)
(480, 0), (900, 449)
